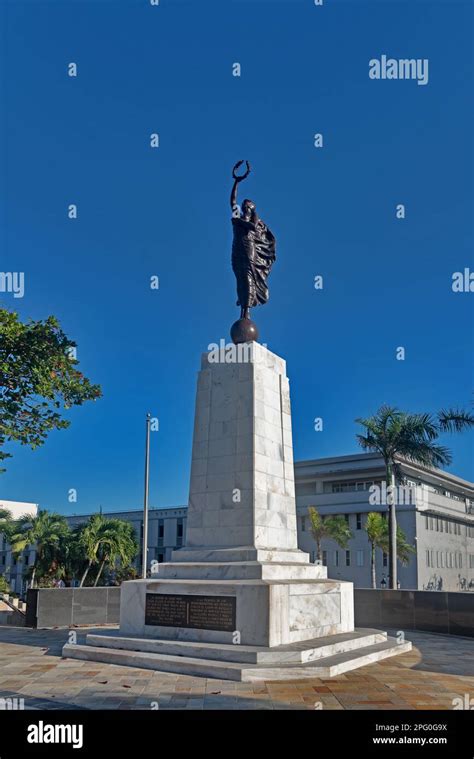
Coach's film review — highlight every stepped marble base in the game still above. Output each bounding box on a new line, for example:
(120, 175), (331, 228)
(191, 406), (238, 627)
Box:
(62, 627), (411, 681)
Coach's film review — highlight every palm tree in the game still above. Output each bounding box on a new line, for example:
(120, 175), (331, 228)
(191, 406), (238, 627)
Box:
(365, 512), (386, 589)
(356, 405), (474, 589)
(77, 514), (109, 587)
(9, 510), (69, 588)
(92, 519), (138, 587)
(365, 512), (414, 588)
(77, 515), (138, 587)
(55, 527), (88, 585)
(308, 507), (353, 563)
(0, 508), (12, 541)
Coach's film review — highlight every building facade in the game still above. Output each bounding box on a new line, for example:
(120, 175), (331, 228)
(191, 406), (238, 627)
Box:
(1, 454), (473, 594)
(295, 454), (474, 592)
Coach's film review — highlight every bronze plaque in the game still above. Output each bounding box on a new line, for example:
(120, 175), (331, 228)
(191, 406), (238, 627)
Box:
(145, 593), (236, 632)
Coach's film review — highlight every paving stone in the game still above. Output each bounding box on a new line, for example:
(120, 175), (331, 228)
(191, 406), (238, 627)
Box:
(0, 626), (472, 711)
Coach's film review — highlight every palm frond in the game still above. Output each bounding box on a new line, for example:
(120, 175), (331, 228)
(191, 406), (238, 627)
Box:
(438, 408), (474, 433)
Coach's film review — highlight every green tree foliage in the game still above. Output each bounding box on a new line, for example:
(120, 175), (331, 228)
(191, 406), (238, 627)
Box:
(9, 510), (69, 588)
(0, 507), (12, 537)
(307, 506), (353, 562)
(93, 519), (138, 587)
(0, 309), (101, 471)
(77, 514), (138, 587)
(7, 510), (139, 588)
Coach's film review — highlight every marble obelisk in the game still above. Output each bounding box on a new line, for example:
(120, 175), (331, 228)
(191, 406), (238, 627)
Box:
(117, 342), (354, 647)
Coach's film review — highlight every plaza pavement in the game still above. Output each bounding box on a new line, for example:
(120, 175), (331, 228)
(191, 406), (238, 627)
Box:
(0, 626), (473, 710)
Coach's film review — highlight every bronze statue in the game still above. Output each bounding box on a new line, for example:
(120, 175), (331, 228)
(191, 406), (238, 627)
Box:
(230, 161), (276, 344)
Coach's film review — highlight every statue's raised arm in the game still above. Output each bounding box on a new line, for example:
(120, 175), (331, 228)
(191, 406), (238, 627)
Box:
(229, 161), (276, 345)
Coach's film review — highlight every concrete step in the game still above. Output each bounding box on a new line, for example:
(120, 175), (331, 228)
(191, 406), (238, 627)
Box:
(62, 636), (411, 681)
(157, 561), (327, 581)
(241, 639), (412, 681)
(85, 628), (388, 664)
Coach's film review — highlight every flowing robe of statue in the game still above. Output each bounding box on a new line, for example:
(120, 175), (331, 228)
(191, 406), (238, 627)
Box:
(231, 216), (276, 310)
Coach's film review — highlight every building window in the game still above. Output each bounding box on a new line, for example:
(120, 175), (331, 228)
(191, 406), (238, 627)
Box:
(356, 514), (362, 530)
(425, 515), (429, 530)
(334, 551), (339, 567)
(426, 550), (430, 567)
(301, 517), (306, 532)
(296, 483), (316, 496)
(345, 550), (351, 567)
(356, 550), (364, 567)
(322, 551), (327, 566)
(157, 519), (164, 546)
(176, 518), (184, 546)
(383, 552), (388, 567)
(330, 481), (381, 494)
(344, 514), (350, 524)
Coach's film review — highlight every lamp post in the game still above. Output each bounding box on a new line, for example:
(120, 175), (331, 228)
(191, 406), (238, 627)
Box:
(142, 412), (151, 579)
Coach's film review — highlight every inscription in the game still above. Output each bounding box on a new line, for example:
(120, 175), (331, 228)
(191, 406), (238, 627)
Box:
(145, 593), (236, 632)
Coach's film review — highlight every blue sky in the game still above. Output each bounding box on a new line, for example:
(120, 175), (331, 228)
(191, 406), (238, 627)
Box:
(1, 0), (473, 514)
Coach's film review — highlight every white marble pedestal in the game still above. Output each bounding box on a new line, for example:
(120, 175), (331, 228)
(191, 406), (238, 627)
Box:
(63, 343), (410, 679)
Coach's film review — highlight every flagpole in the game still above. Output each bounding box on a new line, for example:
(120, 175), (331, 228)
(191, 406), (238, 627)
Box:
(142, 413), (151, 579)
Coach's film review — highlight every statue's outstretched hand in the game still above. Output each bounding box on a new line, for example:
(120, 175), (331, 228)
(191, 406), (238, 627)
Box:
(232, 160), (251, 181)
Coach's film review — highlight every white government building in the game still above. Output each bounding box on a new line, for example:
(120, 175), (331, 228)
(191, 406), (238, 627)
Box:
(1, 453), (473, 594)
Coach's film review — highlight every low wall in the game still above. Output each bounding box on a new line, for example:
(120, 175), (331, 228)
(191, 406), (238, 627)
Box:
(25, 587), (120, 629)
(24, 586), (474, 636)
(354, 589), (474, 638)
